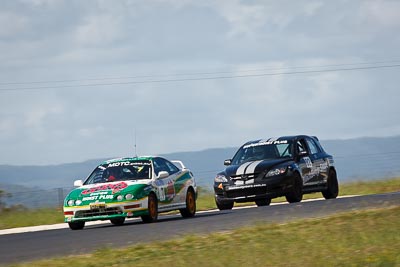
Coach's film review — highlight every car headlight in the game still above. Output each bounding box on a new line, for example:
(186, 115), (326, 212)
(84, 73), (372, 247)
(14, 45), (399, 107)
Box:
(125, 194), (133, 200)
(67, 199), (75, 206)
(117, 195), (124, 201)
(75, 200), (82, 205)
(215, 174), (228, 183)
(266, 167), (287, 177)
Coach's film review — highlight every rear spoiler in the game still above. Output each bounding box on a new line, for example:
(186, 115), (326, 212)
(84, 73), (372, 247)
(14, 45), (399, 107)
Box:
(171, 160), (187, 170)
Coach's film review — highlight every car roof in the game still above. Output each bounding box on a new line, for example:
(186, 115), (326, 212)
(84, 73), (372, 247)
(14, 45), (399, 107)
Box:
(242, 135), (318, 146)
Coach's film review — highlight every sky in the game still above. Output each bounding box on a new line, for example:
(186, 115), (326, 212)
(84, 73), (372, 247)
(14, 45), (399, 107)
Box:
(0, 0), (400, 165)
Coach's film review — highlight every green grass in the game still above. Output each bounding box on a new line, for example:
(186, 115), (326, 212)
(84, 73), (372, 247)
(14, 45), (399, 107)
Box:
(339, 178), (400, 195)
(0, 207), (64, 229)
(0, 177), (399, 230)
(10, 206), (400, 267)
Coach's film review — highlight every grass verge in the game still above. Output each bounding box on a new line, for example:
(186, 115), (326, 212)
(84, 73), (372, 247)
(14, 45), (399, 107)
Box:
(11, 206), (400, 267)
(0, 177), (399, 230)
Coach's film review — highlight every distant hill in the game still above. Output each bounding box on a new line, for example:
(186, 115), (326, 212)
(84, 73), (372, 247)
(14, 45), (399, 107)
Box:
(1, 136), (400, 208)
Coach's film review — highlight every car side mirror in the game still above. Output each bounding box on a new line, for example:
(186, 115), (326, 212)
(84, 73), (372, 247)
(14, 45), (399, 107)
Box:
(156, 171), (169, 179)
(73, 180), (83, 187)
(299, 151), (309, 156)
(224, 159), (232, 166)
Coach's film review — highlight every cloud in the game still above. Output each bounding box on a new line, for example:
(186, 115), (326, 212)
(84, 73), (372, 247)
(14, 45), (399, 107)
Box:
(24, 105), (63, 128)
(77, 126), (105, 138)
(74, 13), (125, 47)
(0, 11), (29, 39)
(361, 0), (400, 27)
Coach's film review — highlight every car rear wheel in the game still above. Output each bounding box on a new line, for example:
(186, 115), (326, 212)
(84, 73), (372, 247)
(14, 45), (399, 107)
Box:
(110, 217), (125, 226)
(68, 221), (85, 230)
(255, 198), (271, 206)
(180, 188), (196, 218)
(215, 198), (234, 210)
(141, 193), (158, 223)
(322, 169), (339, 199)
(285, 172), (303, 203)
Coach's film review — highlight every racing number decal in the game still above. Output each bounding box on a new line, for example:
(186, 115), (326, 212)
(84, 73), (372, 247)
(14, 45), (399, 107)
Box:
(304, 157), (313, 168)
(157, 178), (175, 202)
(158, 186), (166, 201)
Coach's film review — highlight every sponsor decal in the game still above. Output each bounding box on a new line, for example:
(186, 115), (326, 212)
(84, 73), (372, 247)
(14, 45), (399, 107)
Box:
(226, 183), (267, 190)
(82, 194), (114, 201)
(107, 161), (151, 167)
(319, 162), (329, 171)
(81, 182), (128, 195)
(243, 140), (288, 149)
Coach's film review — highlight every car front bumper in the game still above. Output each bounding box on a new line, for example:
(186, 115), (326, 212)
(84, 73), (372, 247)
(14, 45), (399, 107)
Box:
(63, 198), (148, 223)
(214, 174), (294, 203)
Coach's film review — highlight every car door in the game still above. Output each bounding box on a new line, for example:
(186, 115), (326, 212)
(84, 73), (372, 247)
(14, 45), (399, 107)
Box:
(295, 138), (319, 185)
(306, 137), (329, 184)
(153, 158), (178, 205)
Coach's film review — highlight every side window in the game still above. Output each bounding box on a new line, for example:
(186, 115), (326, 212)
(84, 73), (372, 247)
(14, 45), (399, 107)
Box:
(164, 160), (179, 175)
(296, 139), (307, 154)
(276, 143), (292, 157)
(153, 158), (179, 176)
(306, 138), (320, 155)
(153, 159), (163, 176)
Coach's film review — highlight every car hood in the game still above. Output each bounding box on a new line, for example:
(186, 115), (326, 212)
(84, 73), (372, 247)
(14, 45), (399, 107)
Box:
(65, 180), (151, 205)
(224, 158), (292, 177)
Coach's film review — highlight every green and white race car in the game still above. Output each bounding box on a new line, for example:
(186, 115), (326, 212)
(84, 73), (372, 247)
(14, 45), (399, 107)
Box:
(63, 156), (197, 230)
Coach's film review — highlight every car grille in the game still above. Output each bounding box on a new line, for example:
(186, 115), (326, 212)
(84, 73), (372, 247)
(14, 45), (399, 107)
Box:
(75, 207), (123, 218)
(225, 185), (267, 199)
(230, 173), (259, 180)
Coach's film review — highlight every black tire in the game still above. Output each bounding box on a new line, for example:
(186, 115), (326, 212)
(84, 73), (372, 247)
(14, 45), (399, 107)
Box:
(215, 198), (234, 210)
(285, 172), (303, 203)
(68, 221), (85, 230)
(180, 188), (196, 218)
(110, 217), (125, 226)
(322, 169), (339, 199)
(255, 198), (271, 207)
(141, 193), (158, 223)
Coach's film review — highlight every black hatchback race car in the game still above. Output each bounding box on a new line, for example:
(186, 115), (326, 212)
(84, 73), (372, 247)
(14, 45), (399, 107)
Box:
(213, 135), (338, 210)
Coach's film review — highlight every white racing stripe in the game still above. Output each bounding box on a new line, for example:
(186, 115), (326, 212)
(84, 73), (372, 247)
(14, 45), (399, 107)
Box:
(236, 162), (253, 175)
(244, 160), (263, 174)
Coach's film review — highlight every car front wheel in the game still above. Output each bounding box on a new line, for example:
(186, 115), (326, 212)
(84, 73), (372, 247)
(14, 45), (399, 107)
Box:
(215, 198), (234, 210)
(68, 221), (85, 230)
(141, 193), (158, 223)
(180, 188), (196, 218)
(110, 217), (125, 226)
(285, 172), (303, 203)
(255, 198), (271, 206)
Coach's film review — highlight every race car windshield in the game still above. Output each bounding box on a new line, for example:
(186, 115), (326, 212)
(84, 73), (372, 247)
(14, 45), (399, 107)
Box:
(84, 162), (152, 185)
(231, 141), (293, 165)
